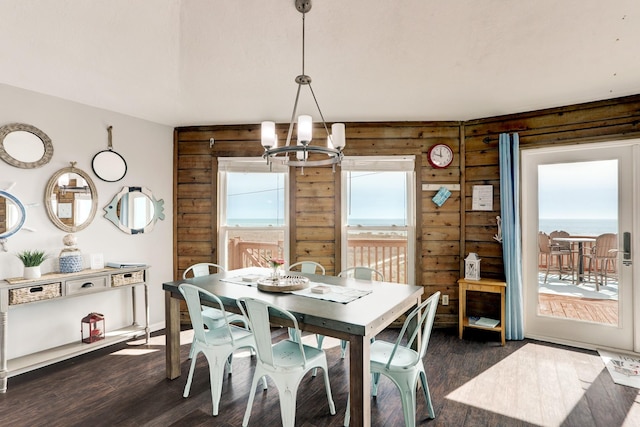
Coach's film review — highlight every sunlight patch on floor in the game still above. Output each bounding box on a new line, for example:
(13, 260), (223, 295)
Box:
(446, 343), (605, 426)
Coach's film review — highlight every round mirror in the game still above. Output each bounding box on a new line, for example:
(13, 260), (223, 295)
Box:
(0, 190), (26, 239)
(0, 123), (54, 168)
(104, 186), (165, 234)
(44, 164), (98, 232)
(92, 150), (127, 182)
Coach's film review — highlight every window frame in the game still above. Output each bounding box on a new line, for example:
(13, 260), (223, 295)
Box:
(217, 158), (289, 269)
(340, 156), (416, 284)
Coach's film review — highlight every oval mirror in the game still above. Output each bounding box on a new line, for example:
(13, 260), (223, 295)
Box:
(0, 123), (54, 168)
(0, 190), (26, 240)
(104, 186), (165, 234)
(44, 163), (98, 232)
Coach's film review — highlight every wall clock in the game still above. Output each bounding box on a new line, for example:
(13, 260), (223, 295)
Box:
(427, 143), (453, 169)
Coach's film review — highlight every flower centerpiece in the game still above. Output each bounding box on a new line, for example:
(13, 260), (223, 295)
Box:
(264, 256), (285, 281)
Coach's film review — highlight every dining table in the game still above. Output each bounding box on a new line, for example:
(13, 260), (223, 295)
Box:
(162, 267), (424, 427)
(552, 236), (597, 284)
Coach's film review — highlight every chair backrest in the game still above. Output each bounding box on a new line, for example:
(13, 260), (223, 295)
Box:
(385, 291), (441, 368)
(538, 232), (551, 254)
(288, 261), (325, 275)
(238, 297), (306, 368)
(183, 263), (226, 279)
(338, 266), (384, 281)
(178, 283), (233, 345)
(549, 230), (571, 251)
(594, 233), (618, 258)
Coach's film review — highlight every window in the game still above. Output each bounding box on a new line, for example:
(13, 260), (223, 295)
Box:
(341, 156), (415, 283)
(218, 158), (288, 269)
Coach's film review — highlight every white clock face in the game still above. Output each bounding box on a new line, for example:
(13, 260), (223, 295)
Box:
(429, 144), (453, 168)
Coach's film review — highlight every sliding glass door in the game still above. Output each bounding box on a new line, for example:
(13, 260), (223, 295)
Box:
(522, 140), (638, 351)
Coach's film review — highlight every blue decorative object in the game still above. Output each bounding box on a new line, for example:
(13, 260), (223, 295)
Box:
(60, 254), (83, 273)
(432, 186), (451, 207)
(59, 233), (83, 273)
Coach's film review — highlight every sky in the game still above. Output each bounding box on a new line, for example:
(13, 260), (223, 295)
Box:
(226, 171), (408, 225)
(538, 160), (617, 220)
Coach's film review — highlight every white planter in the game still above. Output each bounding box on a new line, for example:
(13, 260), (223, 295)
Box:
(24, 266), (42, 280)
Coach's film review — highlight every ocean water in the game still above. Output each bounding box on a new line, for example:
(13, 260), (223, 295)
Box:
(539, 218), (617, 236)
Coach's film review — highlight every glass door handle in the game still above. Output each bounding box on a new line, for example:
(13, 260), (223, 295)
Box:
(623, 232), (631, 261)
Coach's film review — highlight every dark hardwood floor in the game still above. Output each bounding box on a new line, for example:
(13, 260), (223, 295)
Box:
(1, 327), (639, 427)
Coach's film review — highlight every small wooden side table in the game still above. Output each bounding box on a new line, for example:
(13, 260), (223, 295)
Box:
(458, 277), (507, 346)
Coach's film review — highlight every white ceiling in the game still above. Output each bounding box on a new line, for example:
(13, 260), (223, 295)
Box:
(1, 0), (638, 127)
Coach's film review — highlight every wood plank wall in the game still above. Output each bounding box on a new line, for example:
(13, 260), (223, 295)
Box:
(174, 94), (640, 328)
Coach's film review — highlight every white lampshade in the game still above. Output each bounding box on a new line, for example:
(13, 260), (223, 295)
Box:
(331, 123), (345, 149)
(297, 115), (312, 143)
(261, 121), (276, 148)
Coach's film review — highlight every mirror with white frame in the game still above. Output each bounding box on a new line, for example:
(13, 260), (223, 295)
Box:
(44, 163), (98, 232)
(104, 186), (165, 234)
(0, 190), (27, 251)
(0, 123), (54, 169)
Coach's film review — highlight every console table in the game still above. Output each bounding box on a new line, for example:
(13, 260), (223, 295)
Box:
(0, 266), (149, 392)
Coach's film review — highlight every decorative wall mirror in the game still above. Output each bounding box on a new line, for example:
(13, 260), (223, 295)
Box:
(104, 186), (165, 234)
(44, 162), (98, 232)
(91, 126), (127, 182)
(0, 123), (54, 169)
(0, 190), (27, 251)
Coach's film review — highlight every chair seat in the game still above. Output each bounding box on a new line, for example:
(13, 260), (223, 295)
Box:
(203, 324), (254, 346)
(202, 307), (247, 328)
(370, 340), (420, 371)
(270, 340), (326, 368)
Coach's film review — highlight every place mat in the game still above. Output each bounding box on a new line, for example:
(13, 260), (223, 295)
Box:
(291, 282), (372, 304)
(220, 267), (271, 286)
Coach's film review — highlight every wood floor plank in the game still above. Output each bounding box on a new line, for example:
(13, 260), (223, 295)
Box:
(1, 327), (638, 426)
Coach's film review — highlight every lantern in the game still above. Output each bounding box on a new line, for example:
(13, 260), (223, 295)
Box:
(464, 253), (481, 281)
(81, 312), (105, 343)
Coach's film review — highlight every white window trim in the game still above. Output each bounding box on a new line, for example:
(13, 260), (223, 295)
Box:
(217, 158), (289, 269)
(341, 156), (416, 284)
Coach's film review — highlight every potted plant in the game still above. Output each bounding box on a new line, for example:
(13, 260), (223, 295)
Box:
(16, 250), (48, 279)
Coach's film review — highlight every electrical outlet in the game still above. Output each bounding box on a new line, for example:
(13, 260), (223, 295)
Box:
(441, 294), (449, 305)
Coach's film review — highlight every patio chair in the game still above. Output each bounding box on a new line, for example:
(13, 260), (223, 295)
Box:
(344, 291), (441, 427)
(179, 283), (258, 416)
(238, 297), (336, 427)
(183, 263), (249, 358)
(584, 233), (618, 290)
(538, 232), (573, 284)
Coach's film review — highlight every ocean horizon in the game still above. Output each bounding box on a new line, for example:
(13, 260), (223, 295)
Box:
(539, 218), (617, 236)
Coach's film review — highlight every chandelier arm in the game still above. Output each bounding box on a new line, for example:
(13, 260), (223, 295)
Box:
(286, 83), (304, 147)
(308, 83), (333, 144)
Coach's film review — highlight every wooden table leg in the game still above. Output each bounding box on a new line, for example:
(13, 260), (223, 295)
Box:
(458, 286), (466, 339)
(349, 334), (371, 427)
(165, 291), (181, 380)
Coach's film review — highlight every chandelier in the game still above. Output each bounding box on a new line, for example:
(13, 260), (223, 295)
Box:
(260, 0), (345, 171)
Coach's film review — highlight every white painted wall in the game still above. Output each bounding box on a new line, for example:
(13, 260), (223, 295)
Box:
(0, 83), (173, 359)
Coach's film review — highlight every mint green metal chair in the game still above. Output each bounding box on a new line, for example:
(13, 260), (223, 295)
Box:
(238, 297), (336, 427)
(179, 283), (258, 416)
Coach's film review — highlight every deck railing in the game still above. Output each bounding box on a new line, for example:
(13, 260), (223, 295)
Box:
(346, 238), (407, 283)
(227, 236), (408, 283)
(228, 237), (283, 270)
